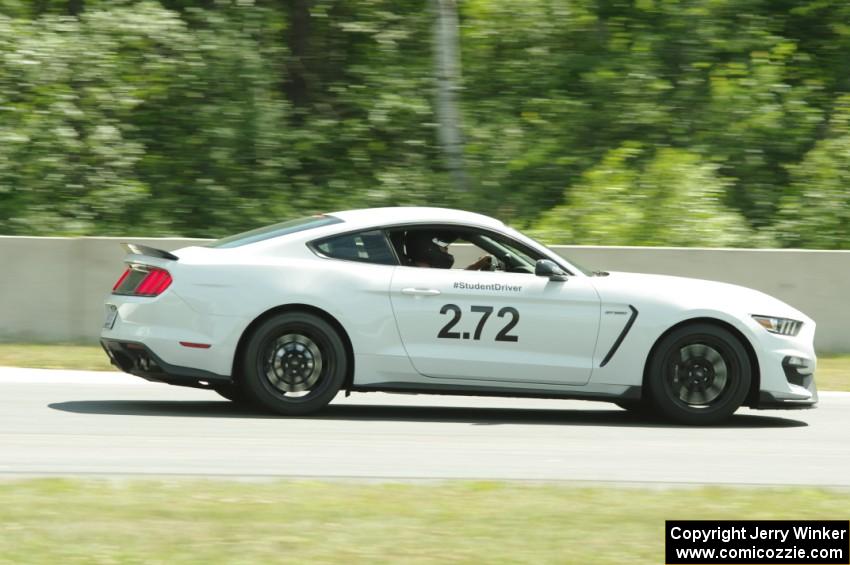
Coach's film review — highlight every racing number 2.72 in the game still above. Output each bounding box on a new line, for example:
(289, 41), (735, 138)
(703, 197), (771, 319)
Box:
(437, 304), (519, 342)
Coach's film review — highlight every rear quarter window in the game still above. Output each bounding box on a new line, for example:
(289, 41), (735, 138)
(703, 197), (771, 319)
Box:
(313, 230), (397, 266)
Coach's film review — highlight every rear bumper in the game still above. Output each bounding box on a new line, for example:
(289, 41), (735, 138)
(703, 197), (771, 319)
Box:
(101, 339), (231, 389)
(101, 289), (248, 378)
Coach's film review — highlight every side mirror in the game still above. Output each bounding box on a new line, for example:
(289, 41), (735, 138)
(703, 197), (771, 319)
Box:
(535, 259), (568, 282)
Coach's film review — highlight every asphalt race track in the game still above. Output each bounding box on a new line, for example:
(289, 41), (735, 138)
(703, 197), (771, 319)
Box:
(1, 367), (848, 486)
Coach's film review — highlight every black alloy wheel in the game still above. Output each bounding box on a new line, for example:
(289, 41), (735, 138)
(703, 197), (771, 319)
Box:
(647, 323), (751, 425)
(242, 312), (347, 416)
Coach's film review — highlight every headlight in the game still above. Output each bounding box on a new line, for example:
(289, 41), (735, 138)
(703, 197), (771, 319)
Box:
(751, 315), (802, 336)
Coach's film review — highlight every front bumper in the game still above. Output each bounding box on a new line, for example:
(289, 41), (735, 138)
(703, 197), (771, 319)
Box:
(101, 339), (231, 389)
(756, 390), (818, 409)
(753, 360), (818, 409)
(749, 321), (819, 410)
(755, 354), (818, 409)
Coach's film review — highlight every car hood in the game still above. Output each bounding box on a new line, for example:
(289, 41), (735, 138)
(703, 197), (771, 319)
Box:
(595, 271), (810, 321)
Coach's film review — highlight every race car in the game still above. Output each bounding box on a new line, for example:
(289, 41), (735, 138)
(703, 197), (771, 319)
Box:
(100, 207), (817, 424)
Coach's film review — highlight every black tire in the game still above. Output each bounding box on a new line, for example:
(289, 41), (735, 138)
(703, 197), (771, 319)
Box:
(647, 323), (751, 425)
(213, 383), (250, 404)
(241, 312), (346, 416)
(614, 398), (653, 416)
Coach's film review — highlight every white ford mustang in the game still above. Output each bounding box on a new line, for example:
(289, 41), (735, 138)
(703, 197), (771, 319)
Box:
(101, 207), (817, 424)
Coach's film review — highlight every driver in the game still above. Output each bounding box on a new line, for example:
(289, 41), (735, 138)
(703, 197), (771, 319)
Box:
(406, 232), (494, 270)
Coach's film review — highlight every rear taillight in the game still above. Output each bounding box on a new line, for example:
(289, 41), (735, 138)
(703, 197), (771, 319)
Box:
(112, 266), (172, 297)
(112, 269), (131, 291)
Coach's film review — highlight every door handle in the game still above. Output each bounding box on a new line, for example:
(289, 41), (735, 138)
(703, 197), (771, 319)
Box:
(401, 288), (441, 296)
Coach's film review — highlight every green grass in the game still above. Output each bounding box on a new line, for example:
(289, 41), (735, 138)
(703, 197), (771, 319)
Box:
(0, 343), (114, 372)
(0, 344), (847, 391)
(814, 356), (850, 392)
(0, 479), (846, 564)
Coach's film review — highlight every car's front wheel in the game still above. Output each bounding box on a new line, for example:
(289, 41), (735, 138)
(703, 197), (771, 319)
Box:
(241, 312), (347, 416)
(647, 323), (751, 425)
(614, 399), (653, 416)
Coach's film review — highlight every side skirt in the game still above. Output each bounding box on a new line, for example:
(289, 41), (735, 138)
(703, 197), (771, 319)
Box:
(352, 381), (642, 403)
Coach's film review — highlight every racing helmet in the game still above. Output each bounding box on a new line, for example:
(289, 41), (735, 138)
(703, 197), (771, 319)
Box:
(406, 231), (455, 269)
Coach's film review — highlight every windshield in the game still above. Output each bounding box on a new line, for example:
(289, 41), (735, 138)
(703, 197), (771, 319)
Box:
(208, 215), (342, 248)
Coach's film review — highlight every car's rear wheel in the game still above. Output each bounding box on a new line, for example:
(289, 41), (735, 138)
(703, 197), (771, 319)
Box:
(213, 383), (250, 404)
(647, 323), (751, 425)
(242, 312), (346, 416)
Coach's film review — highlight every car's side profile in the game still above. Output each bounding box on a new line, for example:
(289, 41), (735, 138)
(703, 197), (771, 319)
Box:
(101, 207), (817, 425)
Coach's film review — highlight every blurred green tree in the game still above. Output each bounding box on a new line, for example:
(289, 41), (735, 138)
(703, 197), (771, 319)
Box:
(776, 95), (850, 249)
(0, 2), (293, 236)
(532, 144), (755, 247)
(0, 0), (849, 247)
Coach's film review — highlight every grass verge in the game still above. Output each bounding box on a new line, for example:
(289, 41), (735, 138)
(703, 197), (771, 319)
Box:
(0, 479), (847, 564)
(0, 343), (114, 372)
(813, 356), (849, 392)
(0, 343), (846, 391)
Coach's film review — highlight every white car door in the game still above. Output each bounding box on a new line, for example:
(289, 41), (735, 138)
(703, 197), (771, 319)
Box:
(389, 266), (601, 385)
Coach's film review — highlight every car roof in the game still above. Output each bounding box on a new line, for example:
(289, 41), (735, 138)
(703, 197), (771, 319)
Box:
(327, 207), (505, 231)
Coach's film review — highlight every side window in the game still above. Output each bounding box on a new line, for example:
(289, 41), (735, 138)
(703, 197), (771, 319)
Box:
(478, 234), (545, 270)
(313, 230), (397, 266)
(386, 226), (545, 273)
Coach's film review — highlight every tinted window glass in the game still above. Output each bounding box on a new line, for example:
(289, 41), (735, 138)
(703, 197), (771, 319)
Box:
(209, 215), (342, 248)
(315, 230), (397, 266)
(387, 226), (549, 274)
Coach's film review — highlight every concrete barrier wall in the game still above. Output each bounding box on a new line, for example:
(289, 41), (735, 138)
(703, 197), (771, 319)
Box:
(1, 236), (848, 352)
(0, 236), (206, 344)
(557, 246), (849, 353)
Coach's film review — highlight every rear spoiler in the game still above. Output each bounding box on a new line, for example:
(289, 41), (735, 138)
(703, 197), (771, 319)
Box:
(121, 243), (179, 261)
